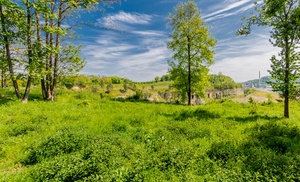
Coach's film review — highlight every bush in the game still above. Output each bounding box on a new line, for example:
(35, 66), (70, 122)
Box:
(248, 97), (257, 115)
(8, 123), (36, 137)
(207, 141), (238, 162)
(244, 88), (256, 96)
(21, 128), (90, 165)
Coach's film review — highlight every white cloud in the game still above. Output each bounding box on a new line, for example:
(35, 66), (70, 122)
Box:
(131, 30), (165, 37)
(205, 3), (254, 22)
(203, 0), (253, 21)
(81, 30), (170, 81)
(98, 11), (153, 30)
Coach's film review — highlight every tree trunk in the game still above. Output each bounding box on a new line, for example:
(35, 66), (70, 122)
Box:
(51, 3), (63, 101)
(34, 1), (47, 100)
(1, 46), (7, 88)
(284, 36), (290, 118)
(187, 36), (191, 105)
(23, 0), (33, 103)
(1, 69), (7, 88)
(0, 5), (21, 99)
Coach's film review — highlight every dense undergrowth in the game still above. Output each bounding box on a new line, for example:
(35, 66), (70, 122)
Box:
(0, 88), (300, 181)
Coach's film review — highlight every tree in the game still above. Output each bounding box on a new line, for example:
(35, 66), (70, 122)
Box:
(167, 1), (216, 105)
(160, 74), (170, 82)
(154, 76), (160, 82)
(209, 73), (241, 89)
(238, 0), (300, 118)
(0, 0), (24, 99)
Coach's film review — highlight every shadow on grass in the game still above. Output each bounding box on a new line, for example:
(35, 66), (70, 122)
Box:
(0, 89), (16, 105)
(0, 97), (12, 105)
(0, 89), (44, 105)
(111, 97), (184, 106)
(248, 122), (300, 154)
(207, 122), (300, 180)
(226, 114), (283, 122)
(163, 108), (221, 121)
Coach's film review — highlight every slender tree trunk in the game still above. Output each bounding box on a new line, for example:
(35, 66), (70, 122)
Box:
(51, 3), (63, 101)
(284, 36), (290, 118)
(0, 5), (21, 99)
(1, 46), (7, 88)
(44, 12), (54, 101)
(23, 0), (33, 103)
(41, 16), (49, 100)
(187, 36), (191, 105)
(47, 30), (54, 101)
(1, 67), (7, 88)
(34, 2), (47, 99)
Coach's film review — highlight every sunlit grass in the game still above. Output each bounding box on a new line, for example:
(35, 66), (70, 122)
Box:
(0, 88), (299, 181)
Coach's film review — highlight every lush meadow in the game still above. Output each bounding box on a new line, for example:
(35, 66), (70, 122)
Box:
(0, 88), (300, 181)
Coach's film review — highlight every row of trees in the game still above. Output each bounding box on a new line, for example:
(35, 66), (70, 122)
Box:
(0, 0), (116, 102)
(154, 72), (241, 90)
(209, 73), (242, 89)
(61, 75), (132, 88)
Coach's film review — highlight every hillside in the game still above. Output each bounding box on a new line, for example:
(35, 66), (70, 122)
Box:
(0, 88), (300, 181)
(242, 76), (271, 88)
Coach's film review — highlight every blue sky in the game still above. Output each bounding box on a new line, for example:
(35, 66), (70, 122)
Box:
(75, 0), (277, 82)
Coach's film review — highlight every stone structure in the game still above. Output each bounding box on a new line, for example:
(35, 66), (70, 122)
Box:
(206, 88), (244, 99)
(157, 88), (244, 105)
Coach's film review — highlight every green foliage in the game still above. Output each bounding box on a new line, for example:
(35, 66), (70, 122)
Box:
(244, 88), (256, 96)
(21, 128), (90, 165)
(167, 1), (216, 104)
(106, 83), (113, 93)
(207, 141), (238, 162)
(58, 44), (86, 77)
(210, 73), (242, 89)
(75, 75), (91, 88)
(8, 123), (36, 137)
(111, 76), (122, 84)
(123, 83), (128, 92)
(248, 97), (258, 115)
(127, 89), (145, 100)
(160, 74), (170, 82)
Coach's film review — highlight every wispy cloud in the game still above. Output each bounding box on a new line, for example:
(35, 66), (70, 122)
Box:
(98, 11), (153, 30)
(203, 0), (253, 22)
(81, 29), (170, 81)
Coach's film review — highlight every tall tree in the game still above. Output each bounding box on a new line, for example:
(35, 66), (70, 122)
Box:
(238, 0), (300, 118)
(0, 0), (23, 99)
(167, 1), (216, 105)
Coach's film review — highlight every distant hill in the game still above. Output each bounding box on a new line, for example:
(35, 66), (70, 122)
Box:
(242, 76), (271, 88)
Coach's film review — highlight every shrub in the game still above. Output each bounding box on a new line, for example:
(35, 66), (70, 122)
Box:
(8, 123), (36, 137)
(21, 129), (90, 165)
(106, 83), (113, 93)
(249, 123), (300, 154)
(248, 97), (257, 115)
(244, 88), (256, 96)
(207, 141), (238, 162)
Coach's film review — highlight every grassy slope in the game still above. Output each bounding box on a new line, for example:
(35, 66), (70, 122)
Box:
(0, 88), (300, 181)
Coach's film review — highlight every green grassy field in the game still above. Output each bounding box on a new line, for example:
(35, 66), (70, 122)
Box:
(0, 88), (300, 181)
